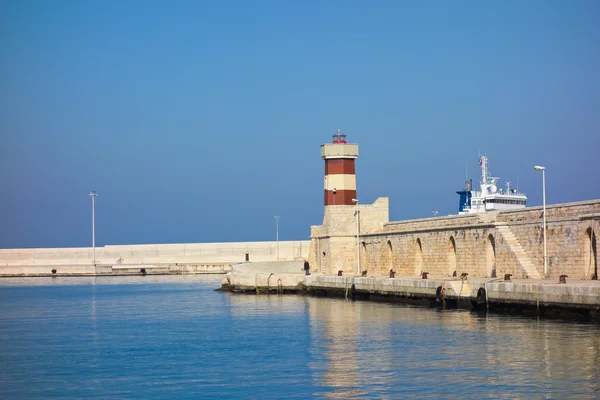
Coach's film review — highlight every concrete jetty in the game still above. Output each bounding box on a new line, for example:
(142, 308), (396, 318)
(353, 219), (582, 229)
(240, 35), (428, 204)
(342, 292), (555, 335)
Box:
(220, 260), (307, 292)
(222, 265), (600, 320)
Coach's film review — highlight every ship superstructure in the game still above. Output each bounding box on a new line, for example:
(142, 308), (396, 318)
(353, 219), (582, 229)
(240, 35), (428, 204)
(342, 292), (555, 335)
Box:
(457, 156), (527, 214)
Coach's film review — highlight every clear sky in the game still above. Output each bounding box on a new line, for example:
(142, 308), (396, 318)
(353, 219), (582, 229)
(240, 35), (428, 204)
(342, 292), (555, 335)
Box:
(1, 0), (599, 249)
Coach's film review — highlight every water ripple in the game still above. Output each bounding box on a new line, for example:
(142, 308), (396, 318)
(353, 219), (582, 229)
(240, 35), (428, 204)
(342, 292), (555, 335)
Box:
(0, 276), (599, 399)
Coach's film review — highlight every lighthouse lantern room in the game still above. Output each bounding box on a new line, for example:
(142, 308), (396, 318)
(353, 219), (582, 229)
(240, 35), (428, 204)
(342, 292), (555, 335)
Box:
(320, 129), (359, 206)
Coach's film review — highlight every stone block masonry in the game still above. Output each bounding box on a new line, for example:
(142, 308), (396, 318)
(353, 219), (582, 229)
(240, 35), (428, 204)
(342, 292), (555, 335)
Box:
(309, 197), (390, 275)
(310, 199), (600, 279)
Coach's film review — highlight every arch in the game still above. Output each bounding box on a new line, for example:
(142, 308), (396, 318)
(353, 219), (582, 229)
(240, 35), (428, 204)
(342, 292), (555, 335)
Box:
(584, 228), (597, 280)
(447, 236), (457, 276)
(386, 240), (393, 270)
(415, 238), (424, 275)
(486, 234), (496, 278)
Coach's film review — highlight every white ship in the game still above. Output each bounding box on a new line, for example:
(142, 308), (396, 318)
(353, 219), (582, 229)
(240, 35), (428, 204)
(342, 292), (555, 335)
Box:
(457, 156), (527, 214)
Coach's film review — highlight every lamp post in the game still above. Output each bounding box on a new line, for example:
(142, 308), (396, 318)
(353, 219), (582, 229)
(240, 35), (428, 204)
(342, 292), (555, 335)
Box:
(534, 166), (547, 277)
(352, 199), (360, 275)
(89, 191), (98, 266)
(274, 216), (279, 261)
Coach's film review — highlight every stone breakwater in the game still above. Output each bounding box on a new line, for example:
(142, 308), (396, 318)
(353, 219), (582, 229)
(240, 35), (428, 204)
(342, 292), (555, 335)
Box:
(0, 240), (310, 277)
(0, 240), (310, 268)
(0, 263), (232, 277)
(221, 265), (600, 321)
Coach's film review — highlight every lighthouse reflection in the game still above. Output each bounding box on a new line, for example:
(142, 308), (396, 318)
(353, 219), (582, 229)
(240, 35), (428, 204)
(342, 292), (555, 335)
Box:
(308, 297), (396, 398)
(306, 297), (600, 398)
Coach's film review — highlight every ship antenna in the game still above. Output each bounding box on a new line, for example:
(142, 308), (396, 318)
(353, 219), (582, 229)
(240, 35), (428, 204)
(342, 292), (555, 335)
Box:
(479, 154), (488, 184)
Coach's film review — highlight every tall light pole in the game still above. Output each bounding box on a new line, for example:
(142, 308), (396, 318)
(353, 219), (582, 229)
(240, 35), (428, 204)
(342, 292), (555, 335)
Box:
(534, 166), (547, 277)
(89, 191), (98, 266)
(274, 216), (279, 261)
(352, 199), (360, 275)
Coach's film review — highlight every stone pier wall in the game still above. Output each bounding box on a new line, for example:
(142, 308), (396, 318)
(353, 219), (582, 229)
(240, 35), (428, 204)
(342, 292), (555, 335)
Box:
(495, 202), (599, 279)
(310, 199), (600, 279)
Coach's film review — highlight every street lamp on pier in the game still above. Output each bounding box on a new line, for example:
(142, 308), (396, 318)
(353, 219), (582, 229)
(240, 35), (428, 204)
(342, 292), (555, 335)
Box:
(352, 199), (360, 275)
(534, 166), (547, 277)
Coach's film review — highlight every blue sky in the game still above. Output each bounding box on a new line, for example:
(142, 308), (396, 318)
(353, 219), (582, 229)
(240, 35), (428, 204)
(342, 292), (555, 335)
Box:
(1, 0), (599, 248)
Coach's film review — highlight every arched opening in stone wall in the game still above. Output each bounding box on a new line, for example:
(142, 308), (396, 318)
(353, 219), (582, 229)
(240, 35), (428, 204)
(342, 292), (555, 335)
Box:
(386, 240), (393, 271)
(448, 236), (457, 276)
(584, 228), (597, 280)
(486, 234), (496, 278)
(415, 238), (424, 276)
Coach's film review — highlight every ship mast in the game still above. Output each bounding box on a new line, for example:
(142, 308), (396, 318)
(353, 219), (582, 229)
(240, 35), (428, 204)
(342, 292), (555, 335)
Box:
(479, 156), (488, 185)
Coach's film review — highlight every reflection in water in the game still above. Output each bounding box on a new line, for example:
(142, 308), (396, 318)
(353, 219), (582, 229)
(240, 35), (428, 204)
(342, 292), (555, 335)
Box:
(306, 298), (600, 399)
(225, 291), (308, 318)
(308, 298), (362, 398)
(0, 276), (598, 399)
(91, 276), (97, 347)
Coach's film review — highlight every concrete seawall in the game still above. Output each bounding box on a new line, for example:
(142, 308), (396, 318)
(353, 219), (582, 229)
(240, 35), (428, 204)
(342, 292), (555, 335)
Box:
(223, 268), (600, 320)
(0, 240), (310, 267)
(304, 275), (600, 310)
(0, 263), (232, 277)
(0, 240), (311, 277)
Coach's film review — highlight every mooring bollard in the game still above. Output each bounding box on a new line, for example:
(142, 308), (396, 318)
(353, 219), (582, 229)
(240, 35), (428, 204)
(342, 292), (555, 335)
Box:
(504, 274), (512, 281)
(435, 286), (444, 305)
(477, 287), (487, 306)
(559, 275), (568, 284)
(422, 272), (429, 279)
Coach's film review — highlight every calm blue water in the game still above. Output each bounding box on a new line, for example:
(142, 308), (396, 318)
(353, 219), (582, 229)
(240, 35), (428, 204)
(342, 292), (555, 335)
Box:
(1, 275), (599, 399)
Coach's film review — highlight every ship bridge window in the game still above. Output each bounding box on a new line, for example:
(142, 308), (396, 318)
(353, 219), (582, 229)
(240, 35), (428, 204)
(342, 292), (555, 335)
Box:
(486, 199), (526, 205)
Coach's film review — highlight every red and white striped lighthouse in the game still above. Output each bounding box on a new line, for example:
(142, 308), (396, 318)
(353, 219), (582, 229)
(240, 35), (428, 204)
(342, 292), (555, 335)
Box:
(321, 129), (359, 206)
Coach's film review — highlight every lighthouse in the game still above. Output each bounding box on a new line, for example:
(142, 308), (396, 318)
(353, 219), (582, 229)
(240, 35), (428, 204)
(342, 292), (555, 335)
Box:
(321, 129), (359, 206)
(310, 129), (388, 275)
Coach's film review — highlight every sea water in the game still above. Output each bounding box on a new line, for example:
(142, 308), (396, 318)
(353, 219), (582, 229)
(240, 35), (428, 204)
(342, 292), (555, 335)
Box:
(0, 275), (599, 399)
